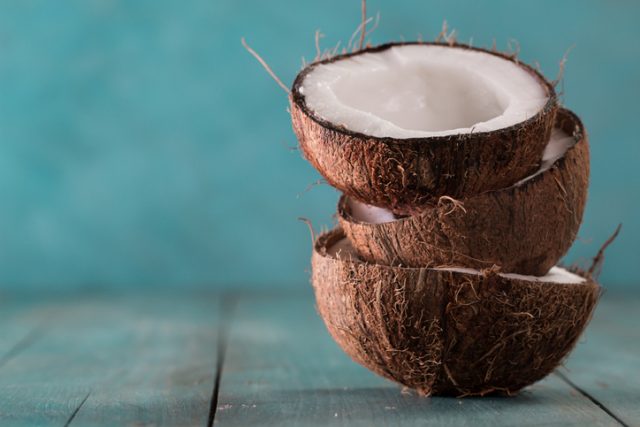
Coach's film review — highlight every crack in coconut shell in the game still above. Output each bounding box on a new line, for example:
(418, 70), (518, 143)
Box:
(338, 108), (588, 276)
(291, 42), (558, 214)
(312, 228), (600, 396)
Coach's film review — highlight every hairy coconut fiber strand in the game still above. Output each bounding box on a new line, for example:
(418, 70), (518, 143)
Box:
(312, 229), (600, 396)
(291, 42), (557, 214)
(338, 108), (588, 276)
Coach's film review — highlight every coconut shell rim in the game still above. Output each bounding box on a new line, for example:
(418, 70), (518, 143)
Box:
(315, 228), (597, 288)
(338, 107), (585, 226)
(292, 41), (558, 144)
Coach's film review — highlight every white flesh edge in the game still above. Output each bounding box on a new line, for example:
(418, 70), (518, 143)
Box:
(327, 238), (585, 284)
(348, 127), (576, 225)
(300, 45), (548, 138)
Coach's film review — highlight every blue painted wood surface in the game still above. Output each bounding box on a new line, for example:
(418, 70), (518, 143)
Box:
(0, 294), (219, 426)
(0, 292), (637, 426)
(560, 295), (640, 426)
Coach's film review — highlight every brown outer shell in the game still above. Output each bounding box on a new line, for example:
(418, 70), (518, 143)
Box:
(338, 108), (589, 276)
(312, 229), (600, 396)
(291, 42), (558, 214)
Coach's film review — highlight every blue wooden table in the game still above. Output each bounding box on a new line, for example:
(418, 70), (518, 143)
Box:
(0, 291), (637, 426)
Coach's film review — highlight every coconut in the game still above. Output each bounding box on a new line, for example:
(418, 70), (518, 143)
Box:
(291, 42), (558, 213)
(312, 228), (600, 396)
(337, 108), (588, 275)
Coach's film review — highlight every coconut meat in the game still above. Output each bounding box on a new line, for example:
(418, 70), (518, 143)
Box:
(513, 127), (576, 185)
(300, 44), (548, 138)
(346, 127), (575, 224)
(442, 266), (586, 284)
(327, 237), (585, 284)
(327, 237), (357, 258)
(349, 200), (396, 224)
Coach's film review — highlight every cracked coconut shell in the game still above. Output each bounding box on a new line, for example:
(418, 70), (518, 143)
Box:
(312, 229), (600, 396)
(338, 108), (589, 276)
(291, 42), (558, 214)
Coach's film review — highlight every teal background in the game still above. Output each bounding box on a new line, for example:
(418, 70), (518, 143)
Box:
(0, 0), (636, 291)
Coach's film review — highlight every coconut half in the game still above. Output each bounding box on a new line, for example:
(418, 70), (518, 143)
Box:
(291, 42), (558, 213)
(313, 228), (600, 396)
(338, 108), (588, 275)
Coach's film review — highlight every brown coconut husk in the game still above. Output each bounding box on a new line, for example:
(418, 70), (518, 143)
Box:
(337, 108), (588, 276)
(312, 228), (600, 396)
(291, 41), (558, 214)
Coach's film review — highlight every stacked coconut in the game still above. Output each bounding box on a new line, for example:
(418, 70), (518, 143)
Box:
(290, 42), (599, 396)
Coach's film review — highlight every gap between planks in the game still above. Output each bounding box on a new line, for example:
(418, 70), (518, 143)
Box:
(64, 391), (91, 427)
(0, 326), (46, 370)
(207, 292), (239, 427)
(0, 306), (90, 425)
(555, 371), (629, 427)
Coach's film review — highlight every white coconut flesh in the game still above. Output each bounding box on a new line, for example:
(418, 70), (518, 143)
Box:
(347, 127), (576, 225)
(300, 44), (549, 138)
(327, 237), (586, 284)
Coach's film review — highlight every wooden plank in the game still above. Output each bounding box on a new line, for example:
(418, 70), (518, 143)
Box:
(0, 295), (85, 427)
(0, 293), (219, 427)
(215, 294), (619, 427)
(0, 295), (56, 365)
(558, 293), (640, 427)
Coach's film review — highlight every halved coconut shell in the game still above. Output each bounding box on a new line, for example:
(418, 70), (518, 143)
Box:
(312, 228), (600, 396)
(338, 108), (588, 276)
(291, 42), (558, 214)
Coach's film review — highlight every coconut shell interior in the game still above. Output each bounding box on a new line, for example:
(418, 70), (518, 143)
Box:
(338, 108), (589, 276)
(291, 42), (558, 214)
(312, 229), (600, 396)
